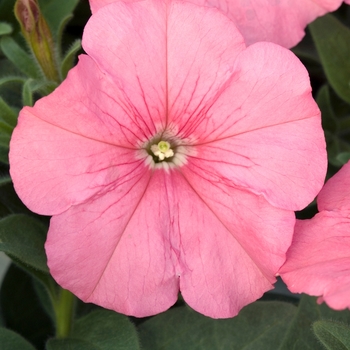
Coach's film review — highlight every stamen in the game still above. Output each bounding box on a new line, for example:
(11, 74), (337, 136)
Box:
(151, 141), (174, 161)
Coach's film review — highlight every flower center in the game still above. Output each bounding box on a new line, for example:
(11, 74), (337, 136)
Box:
(150, 140), (174, 162)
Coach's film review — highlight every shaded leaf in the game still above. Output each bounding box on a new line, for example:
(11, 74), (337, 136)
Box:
(47, 309), (140, 350)
(0, 214), (49, 273)
(0, 97), (18, 129)
(0, 327), (36, 350)
(0, 177), (33, 217)
(0, 264), (54, 349)
(39, 0), (80, 39)
(47, 338), (97, 350)
(61, 39), (81, 79)
(310, 15), (350, 103)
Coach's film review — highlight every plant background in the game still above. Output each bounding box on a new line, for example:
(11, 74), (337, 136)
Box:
(1, 0), (350, 349)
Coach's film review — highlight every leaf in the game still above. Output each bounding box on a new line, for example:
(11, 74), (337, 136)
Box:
(0, 214), (49, 273)
(22, 78), (57, 106)
(39, 0), (80, 39)
(0, 177), (33, 218)
(0, 36), (41, 79)
(317, 85), (338, 134)
(46, 310), (141, 350)
(336, 152), (350, 165)
(61, 39), (81, 79)
(46, 338), (97, 350)
(0, 144), (8, 164)
(0, 97), (18, 128)
(280, 295), (350, 350)
(0, 22), (12, 36)
(139, 302), (296, 350)
(0, 327), (36, 350)
(0, 264), (55, 349)
(313, 320), (350, 350)
(309, 14), (350, 104)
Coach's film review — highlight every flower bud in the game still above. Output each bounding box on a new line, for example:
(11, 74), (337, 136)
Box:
(14, 0), (60, 82)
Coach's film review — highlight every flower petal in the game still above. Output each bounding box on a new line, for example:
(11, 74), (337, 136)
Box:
(89, 0), (137, 14)
(83, 0), (169, 133)
(177, 168), (294, 318)
(166, 2), (245, 133)
(10, 55), (150, 215)
(188, 119), (326, 212)
(280, 212), (350, 310)
(182, 43), (326, 210)
(89, 0), (342, 47)
(46, 168), (182, 317)
(191, 0), (343, 47)
(317, 161), (350, 211)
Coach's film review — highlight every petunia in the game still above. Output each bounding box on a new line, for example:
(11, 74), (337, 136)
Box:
(280, 161), (350, 310)
(9, 0), (327, 318)
(89, 0), (344, 48)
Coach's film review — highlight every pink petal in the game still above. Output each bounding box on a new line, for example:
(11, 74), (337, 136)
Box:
(46, 168), (182, 318)
(191, 0), (343, 47)
(280, 212), (350, 310)
(177, 167), (295, 318)
(89, 0), (111, 13)
(179, 43), (326, 210)
(9, 55), (151, 215)
(317, 161), (350, 211)
(85, 1), (246, 135)
(89, 0), (342, 47)
(83, 1), (169, 131)
(89, 0), (129, 13)
(166, 2), (245, 130)
(46, 166), (294, 318)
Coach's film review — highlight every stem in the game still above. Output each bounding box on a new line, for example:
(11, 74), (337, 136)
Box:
(54, 288), (76, 338)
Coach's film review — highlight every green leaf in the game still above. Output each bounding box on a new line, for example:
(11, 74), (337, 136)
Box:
(0, 76), (25, 90)
(0, 264), (55, 349)
(39, 0), (80, 39)
(336, 152), (350, 165)
(139, 302), (296, 350)
(0, 327), (36, 350)
(280, 295), (350, 350)
(46, 338), (97, 350)
(0, 97), (18, 128)
(0, 214), (49, 273)
(22, 78), (57, 106)
(317, 85), (338, 134)
(61, 39), (81, 79)
(0, 176), (33, 217)
(0, 36), (41, 79)
(309, 14), (350, 104)
(0, 22), (12, 36)
(313, 320), (350, 350)
(0, 144), (8, 164)
(46, 310), (141, 350)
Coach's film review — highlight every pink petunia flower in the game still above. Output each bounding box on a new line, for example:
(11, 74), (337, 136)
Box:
(9, 0), (327, 318)
(90, 0), (344, 48)
(280, 161), (350, 310)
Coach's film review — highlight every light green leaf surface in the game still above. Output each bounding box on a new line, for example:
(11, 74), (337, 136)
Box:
(313, 320), (350, 350)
